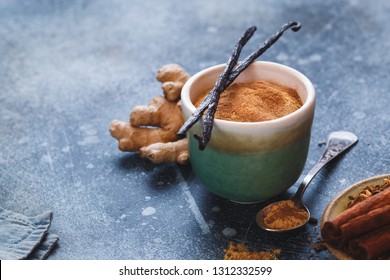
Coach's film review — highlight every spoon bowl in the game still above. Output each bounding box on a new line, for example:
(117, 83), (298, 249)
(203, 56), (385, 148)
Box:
(256, 199), (310, 232)
(256, 131), (358, 232)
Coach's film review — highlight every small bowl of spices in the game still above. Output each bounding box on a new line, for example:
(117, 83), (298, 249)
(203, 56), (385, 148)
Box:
(180, 60), (316, 203)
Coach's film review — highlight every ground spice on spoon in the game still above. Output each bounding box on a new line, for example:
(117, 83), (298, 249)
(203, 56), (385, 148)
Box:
(261, 200), (309, 230)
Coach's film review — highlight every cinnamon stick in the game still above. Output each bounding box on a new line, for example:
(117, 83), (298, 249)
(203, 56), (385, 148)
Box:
(321, 186), (390, 247)
(338, 204), (390, 247)
(348, 224), (390, 260)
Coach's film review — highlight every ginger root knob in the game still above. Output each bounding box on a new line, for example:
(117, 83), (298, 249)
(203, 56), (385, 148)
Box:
(156, 64), (190, 102)
(140, 138), (189, 165)
(109, 96), (183, 152)
(109, 63), (191, 165)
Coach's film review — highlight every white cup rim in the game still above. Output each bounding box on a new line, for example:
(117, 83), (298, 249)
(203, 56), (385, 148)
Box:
(181, 61), (316, 129)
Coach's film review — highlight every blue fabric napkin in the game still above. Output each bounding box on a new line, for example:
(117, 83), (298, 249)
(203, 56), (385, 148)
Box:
(0, 207), (59, 260)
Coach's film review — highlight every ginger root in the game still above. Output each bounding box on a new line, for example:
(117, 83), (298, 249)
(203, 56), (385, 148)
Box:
(140, 138), (189, 165)
(109, 64), (190, 165)
(156, 64), (190, 102)
(110, 96), (183, 151)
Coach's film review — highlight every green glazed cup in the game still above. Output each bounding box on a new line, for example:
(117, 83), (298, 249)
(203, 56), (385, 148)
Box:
(181, 61), (316, 203)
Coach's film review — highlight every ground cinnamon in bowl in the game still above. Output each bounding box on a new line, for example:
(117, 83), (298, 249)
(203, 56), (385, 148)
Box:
(193, 81), (302, 122)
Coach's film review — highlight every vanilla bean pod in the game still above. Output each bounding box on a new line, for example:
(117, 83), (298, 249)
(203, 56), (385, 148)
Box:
(177, 26), (257, 139)
(226, 21), (301, 86)
(179, 21), (301, 150)
(196, 22), (301, 150)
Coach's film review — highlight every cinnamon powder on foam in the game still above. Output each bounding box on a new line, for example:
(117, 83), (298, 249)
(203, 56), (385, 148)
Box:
(193, 81), (302, 122)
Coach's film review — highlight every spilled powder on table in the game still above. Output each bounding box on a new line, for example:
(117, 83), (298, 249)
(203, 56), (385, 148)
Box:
(224, 242), (280, 260)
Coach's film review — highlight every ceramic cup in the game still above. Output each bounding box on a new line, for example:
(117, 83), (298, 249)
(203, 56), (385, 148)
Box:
(181, 61), (316, 203)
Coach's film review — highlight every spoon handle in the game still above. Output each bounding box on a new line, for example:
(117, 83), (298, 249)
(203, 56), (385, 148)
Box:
(293, 131), (358, 204)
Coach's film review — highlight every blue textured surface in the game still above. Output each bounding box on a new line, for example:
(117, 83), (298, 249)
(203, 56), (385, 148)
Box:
(0, 0), (389, 259)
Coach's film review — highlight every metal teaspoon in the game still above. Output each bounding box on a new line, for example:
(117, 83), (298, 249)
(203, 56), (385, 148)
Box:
(256, 131), (358, 232)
